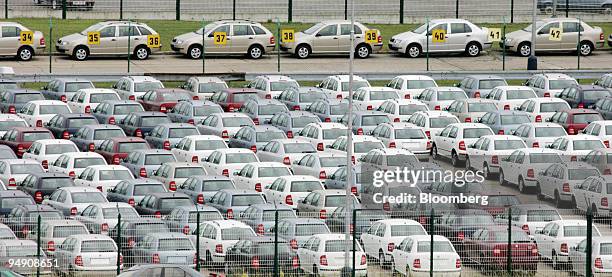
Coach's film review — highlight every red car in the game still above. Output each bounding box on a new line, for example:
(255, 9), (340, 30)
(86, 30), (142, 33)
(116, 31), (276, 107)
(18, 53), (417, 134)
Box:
(0, 127), (54, 157)
(137, 88), (193, 113)
(211, 88), (258, 112)
(95, 137), (150, 165)
(463, 226), (538, 273)
(547, 108), (603, 135)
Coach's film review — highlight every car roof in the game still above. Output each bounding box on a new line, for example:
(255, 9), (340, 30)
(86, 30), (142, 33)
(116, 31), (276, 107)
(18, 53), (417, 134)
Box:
(7, 127), (51, 133)
(182, 100), (219, 107)
(0, 190), (30, 197)
(145, 232), (190, 239)
(395, 75), (435, 81)
(223, 88), (258, 94)
(76, 88), (117, 94)
(279, 218), (326, 224)
(129, 111), (168, 117)
(538, 73), (574, 80)
(129, 149), (173, 155)
(448, 123), (490, 129)
(28, 172), (71, 178)
(1, 159), (41, 165)
(308, 122), (346, 129)
(148, 192), (190, 198)
(85, 165), (130, 170)
(208, 219), (250, 228)
(67, 234), (115, 241)
(493, 86), (533, 91)
(331, 75), (367, 82)
(52, 78), (92, 82)
(251, 125), (284, 132)
(0, 240), (36, 247)
(243, 162), (287, 168)
(188, 175), (232, 182)
(219, 189), (262, 195)
(278, 175), (321, 182)
(465, 75), (505, 80)
(3, 88), (41, 94)
(100, 100), (141, 105)
(256, 75), (296, 82)
(156, 123), (198, 128)
(520, 122), (564, 128)
(59, 152), (105, 159)
(58, 186), (104, 193)
(159, 162), (201, 168)
(249, 203), (293, 211)
(124, 76), (161, 82)
(190, 76), (225, 83)
(56, 113), (97, 119)
(172, 205), (220, 212)
(283, 111), (320, 118)
(211, 148), (255, 154)
(121, 178), (165, 185)
(42, 219), (86, 226)
(88, 202), (133, 209)
(108, 137), (146, 143)
(479, 135), (523, 141)
(509, 204), (558, 211)
(82, 124), (123, 130)
(31, 139), (76, 145)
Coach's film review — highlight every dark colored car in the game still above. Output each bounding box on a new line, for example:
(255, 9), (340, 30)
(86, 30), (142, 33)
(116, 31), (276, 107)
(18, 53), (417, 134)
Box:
(134, 192), (193, 217)
(117, 112), (171, 137)
(547, 108), (604, 135)
(0, 89), (45, 114)
(0, 190), (35, 216)
(95, 137), (150, 165)
(5, 204), (63, 238)
(558, 84), (612, 108)
(0, 127), (54, 157)
(228, 125), (287, 152)
(326, 208), (387, 238)
(211, 88), (258, 112)
(225, 236), (298, 275)
(116, 264), (200, 277)
(106, 178), (168, 206)
(435, 209), (496, 255)
(45, 113), (99, 139)
(92, 100), (145, 124)
(592, 97), (612, 120)
(137, 88), (193, 113)
(110, 218), (170, 251)
(70, 124), (126, 152)
(18, 172), (74, 203)
(39, 78), (94, 102)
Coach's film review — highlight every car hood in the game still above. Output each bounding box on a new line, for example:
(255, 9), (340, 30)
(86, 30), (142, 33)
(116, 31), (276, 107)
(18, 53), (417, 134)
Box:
(505, 29), (530, 41)
(392, 31), (420, 41)
(173, 32), (199, 42)
(58, 33), (85, 43)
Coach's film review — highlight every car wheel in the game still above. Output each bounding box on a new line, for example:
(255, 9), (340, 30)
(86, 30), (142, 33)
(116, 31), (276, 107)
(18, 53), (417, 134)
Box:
(188, 44), (203, 59)
(134, 46), (150, 60)
(379, 251), (386, 268)
(248, 45), (264, 59)
(405, 44), (421, 58)
(552, 251), (560, 270)
(555, 191), (563, 208)
(465, 158), (471, 170)
(536, 182), (545, 200)
(451, 151), (461, 167)
(390, 258), (396, 274)
(518, 42), (531, 57)
(579, 41), (593, 56)
(572, 197), (577, 210)
(356, 44), (371, 59)
(483, 163), (491, 179)
(72, 45), (89, 61)
(295, 44), (311, 59)
(499, 170), (506, 185)
(518, 177), (527, 193)
(17, 46), (34, 61)
(431, 144), (438, 160)
(465, 42), (481, 57)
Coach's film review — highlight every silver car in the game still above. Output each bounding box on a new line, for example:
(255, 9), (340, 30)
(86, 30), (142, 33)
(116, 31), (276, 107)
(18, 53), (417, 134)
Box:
(54, 234), (120, 277)
(389, 18), (490, 58)
(0, 240), (52, 276)
(504, 18), (604, 56)
(56, 21), (161, 60)
(0, 22), (45, 61)
(131, 232), (196, 267)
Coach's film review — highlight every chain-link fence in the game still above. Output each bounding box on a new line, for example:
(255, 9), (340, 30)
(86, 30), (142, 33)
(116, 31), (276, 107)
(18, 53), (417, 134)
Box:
(1, 0), (611, 23)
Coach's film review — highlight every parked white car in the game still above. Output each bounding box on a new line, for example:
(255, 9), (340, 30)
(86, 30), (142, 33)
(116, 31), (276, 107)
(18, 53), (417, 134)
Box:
(113, 76), (164, 100)
(391, 235), (461, 277)
(534, 220), (601, 269)
(352, 87), (400, 111)
(517, 97), (571, 123)
(201, 148), (259, 177)
(536, 162), (600, 207)
(484, 86), (538, 111)
(291, 153), (346, 181)
(494, 204), (562, 238)
(548, 135), (605, 162)
(54, 234), (120, 276)
(74, 165), (134, 193)
(582, 121), (612, 148)
(67, 89), (120, 114)
(0, 114), (28, 137)
(377, 99), (429, 123)
(247, 75), (299, 99)
(22, 139), (79, 170)
(264, 175), (325, 209)
(297, 233), (368, 277)
(406, 111), (460, 139)
(361, 219), (427, 267)
(17, 100), (72, 127)
(386, 75), (438, 99)
(326, 135), (386, 163)
(256, 139), (317, 166)
(431, 123), (494, 167)
(171, 135), (228, 163)
(180, 77), (228, 100)
(43, 187), (108, 216)
(512, 122), (568, 148)
(195, 220), (256, 264)
(569, 236), (612, 276)
(416, 87), (468, 111)
(295, 122), (347, 151)
(370, 122), (430, 160)
(525, 73), (578, 97)
(573, 175), (612, 217)
(48, 152), (107, 178)
(318, 75), (371, 100)
(466, 135), (526, 179)
(499, 148), (563, 193)
(231, 162), (292, 191)
(0, 159), (44, 189)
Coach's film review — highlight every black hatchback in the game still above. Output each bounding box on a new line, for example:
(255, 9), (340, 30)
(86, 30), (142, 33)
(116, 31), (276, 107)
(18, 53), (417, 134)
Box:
(17, 172), (74, 203)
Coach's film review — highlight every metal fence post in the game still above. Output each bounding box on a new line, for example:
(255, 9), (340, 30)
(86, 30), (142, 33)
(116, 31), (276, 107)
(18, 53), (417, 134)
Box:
(426, 19), (430, 71)
(119, 0), (123, 20)
(288, 0), (292, 22)
(352, 209), (357, 277)
(455, 0), (459, 18)
(61, 0), (66, 19)
(175, 0), (180, 21)
(429, 208), (434, 277)
(502, 17), (507, 70)
(507, 208), (512, 276)
(586, 207), (593, 277)
(344, 0), (348, 20)
(274, 210), (279, 277)
(49, 17), (53, 74)
(232, 0), (236, 20)
(510, 0), (514, 23)
(202, 19), (206, 74)
(127, 20), (131, 73)
(565, 0), (569, 17)
(399, 0), (404, 24)
(4, 0), (7, 19)
(577, 18), (581, 70)
(116, 212), (121, 275)
(36, 215), (41, 277)
(195, 211), (201, 271)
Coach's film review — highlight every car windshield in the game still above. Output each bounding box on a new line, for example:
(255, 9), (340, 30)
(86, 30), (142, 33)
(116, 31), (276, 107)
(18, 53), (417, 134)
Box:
(564, 226), (600, 237)
(412, 23), (428, 34)
(500, 115), (531, 125)
(606, 126), (612, 135)
(81, 23), (104, 34)
(284, 143), (316, 154)
(1, 198), (35, 209)
(398, 104), (428, 115)
(437, 91), (467, 101)
(303, 23), (325, 35)
(568, 169), (600, 180)
(22, 132), (53, 142)
(0, 228), (15, 239)
(160, 92), (190, 101)
(93, 129), (125, 140)
(6, 245), (38, 257)
(395, 129), (426, 139)
(144, 154), (176, 165)
(174, 167), (206, 178)
(233, 93), (257, 103)
(168, 128), (199, 138)
(295, 224), (330, 236)
(140, 116), (171, 127)
(493, 230), (531, 242)
(10, 164), (43, 174)
(583, 90), (611, 101)
(407, 80), (436, 89)
(99, 170), (133, 181)
(467, 103), (498, 112)
(222, 117), (253, 127)
(262, 210), (296, 221)
(390, 225), (427, 237)
(225, 153), (258, 164)
(53, 225), (88, 238)
(158, 238), (193, 251)
(487, 196), (520, 206)
(600, 243), (612, 255)
(195, 140), (227, 150)
(201, 180), (234, 191)
(290, 181), (323, 192)
(133, 184), (166, 195)
(258, 105), (287, 115)
(232, 194), (265, 206)
(134, 82), (163, 92)
(66, 188), (97, 206)
(330, 103), (349, 115)
(529, 153), (562, 163)
(90, 93), (119, 103)
(479, 80), (507, 89)
(113, 104), (144, 115)
(74, 158), (106, 168)
(39, 105), (70, 115)
(387, 155), (419, 167)
(0, 149), (16, 159)
(39, 177), (71, 189)
(574, 113), (602, 124)
(493, 140), (525, 150)
(198, 83), (227, 94)
(342, 81), (369, 92)
(65, 82), (94, 92)
(299, 93), (324, 103)
(361, 115), (390, 126)
(463, 128), (493, 138)
(416, 241), (455, 252)
(354, 141), (383, 153)
(159, 198), (193, 210)
(535, 127), (566, 137)
(320, 157), (345, 167)
(14, 93), (44, 103)
(0, 120), (27, 131)
(45, 144), (78, 155)
(102, 208), (139, 219)
(188, 211), (223, 222)
(256, 131), (286, 142)
(326, 195), (357, 208)
(270, 81), (299, 92)
(118, 142), (149, 152)
(430, 117), (459, 128)
(322, 129), (346, 140)
(194, 106), (223, 116)
(369, 90), (399, 101)
(573, 140), (605, 150)
(256, 242), (291, 255)
(540, 102), (570, 112)
(526, 210), (561, 222)
(80, 240), (117, 252)
(258, 167), (291, 178)
(549, 80), (577, 90)
(66, 118), (98, 128)
(221, 227), (255, 240)
(292, 117), (319, 128)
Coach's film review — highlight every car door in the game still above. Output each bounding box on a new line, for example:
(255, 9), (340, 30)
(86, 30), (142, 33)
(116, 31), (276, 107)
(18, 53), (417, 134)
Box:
(560, 21), (581, 50)
(313, 24), (339, 53)
(361, 223), (380, 255)
(448, 23), (472, 52)
(0, 25), (21, 55)
(115, 25), (141, 55)
(206, 25), (231, 54)
(536, 22), (561, 51)
(428, 23), (448, 52)
(230, 25), (255, 54)
(338, 24), (361, 53)
(91, 25), (118, 54)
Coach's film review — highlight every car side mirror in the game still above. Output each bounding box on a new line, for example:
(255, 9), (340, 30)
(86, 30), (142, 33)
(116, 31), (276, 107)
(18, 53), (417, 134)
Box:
(545, 118), (552, 122)
(325, 145), (332, 149)
(119, 119), (125, 124)
(137, 96), (144, 100)
(233, 171), (239, 176)
(534, 229), (542, 234)
(41, 86), (47, 90)
(315, 33), (323, 37)
(112, 84), (117, 89)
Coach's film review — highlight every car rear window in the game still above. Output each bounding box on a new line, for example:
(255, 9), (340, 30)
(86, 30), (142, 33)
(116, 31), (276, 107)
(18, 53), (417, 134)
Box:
(487, 196), (520, 206)
(299, 93), (324, 103)
(573, 140), (605, 150)
(437, 91), (467, 101)
(113, 104), (144, 115)
(231, 195), (265, 206)
(369, 90), (398, 101)
(459, 214), (494, 225)
(430, 117), (459, 128)
(529, 153), (562, 163)
(535, 127), (566, 137)
(342, 81), (369, 92)
(354, 141), (384, 153)
(255, 242), (291, 255)
(583, 90), (611, 101)
(600, 243), (612, 255)
(134, 223), (168, 235)
(10, 164), (43, 174)
(144, 154), (176, 165)
(118, 142), (149, 152)
(140, 116), (171, 127)
(46, 144), (78, 155)
(168, 128), (199, 138)
(0, 120), (27, 131)
(93, 129), (125, 140)
(195, 140), (227, 150)
(407, 80), (436, 89)
(52, 225), (88, 238)
(284, 143), (316, 154)
(201, 180), (234, 191)
(102, 208), (139, 219)
(65, 82), (94, 92)
(89, 93), (119, 103)
(40, 177), (72, 189)
(492, 231), (531, 242)
(174, 167), (206, 178)
(222, 117), (253, 127)
(80, 240), (117, 252)
(319, 157), (345, 167)
(194, 106), (223, 116)
(478, 80), (507, 89)
(526, 210), (561, 222)
(198, 83), (226, 94)
(133, 184), (166, 195)
(395, 129), (426, 139)
(463, 128), (494, 138)
(540, 102), (570, 112)
(99, 170), (133, 181)
(500, 115), (531, 125)
(295, 223), (330, 236)
(290, 181), (323, 192)
(568, 169), (600, 180)
(398, 104), (428, 115)
(14, 93), (44, 103)
(549, 80), (577, 90)
(416, 241), (455, 252)
(564, 226), (600, 237)
(71, 192), (107, 204)
(256, 131), (286, 142)
(22, 132), (53, 142)
(262, 210), (295, 221)
(1, 198), (35, 209)
(270, 81), (299, 92)
(292, 117), (319, 129)
(188, 211), (223, 222)
(39, 105), (71, 115)
(74, 158), (106, 168)
(573, 113), (602, 124)
(66, 118), (99, 128)
(159, 198), (193, 210)
(134, 82), (163, 92)
(160, 92), (190, 101)
(225, 153), (258, 164)
(233, 93), (257, 103)
(325, 239), (363, 252)
(467, 103), (497, 112)
(6, 245), (37, 257)
(158, 238), (193, 251)
(390, 225), (427, 237)
(493, 140), (525, 150)
(506, 90), (536, 100)
(322, 129), (345, 140)
(28, 211), (62, 221)
(0, 228), (14, 239)
(258, 167), (291, 177)
(221, 227), (255, 240)
(258, 105), (287, 116)
(330, 103), (349, 115)
(361, 115), (390, 126)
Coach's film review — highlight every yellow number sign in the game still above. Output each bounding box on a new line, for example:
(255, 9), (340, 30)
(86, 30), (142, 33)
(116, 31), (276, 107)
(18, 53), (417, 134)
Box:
(365, 30), (378, 43)
(214, 32), (227, 46)
(281, 29), (294, 43)
(20, 31), (33, 45)
(432, 29), (446, 43)
(87, 31), (100, 45)
(549, 28), (562, 41)
(147, 34), (161, 48)
(488, 28), (502, 42)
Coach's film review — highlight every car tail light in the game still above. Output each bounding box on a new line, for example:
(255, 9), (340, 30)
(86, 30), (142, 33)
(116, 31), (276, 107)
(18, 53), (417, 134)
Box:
(253, 118), (259, 125)
(191, 156), (199, 163)
(531, 246), (538, 255)
(377, 35), (382, 43)
(227, 209), (234, 219)
(351, 186), (358, 195)
(135, 129), (143, 138)
(569, 127), (575, 135)
(292, 256), (300, 268)
(317, 143), (324, 151)
(108, 117), (116, 125)
(250, 145), (257, 153)
(84, 106), (91, 114)
(221, 130), (229, 139)
(465, 117), (471, 123)
(195, 193), (205, 204)
(361, 255), (367, 265)
(544, 92), (551, 97)
(357, 128), (363, 135)
(602, 197), (609, 207)
(605, 141), (610, 148)
(434, 105), (440, 111)
(457, 231), (465, 241)
(21, 226), (28, 237)
(35, 191), (43, 203)
(182, 225), (190, 235)
(293, 105), (300, 111)
(452, 259), (460, 268)
(419, 216), (426, 225)
(319, 171), (327, 179)
(394, 118), (400, 122)
(561, 243), (568, 253)
(160, 106), (167, 113)
(504, 104), (510, 110)
(47, 241), (55, 252)
(228, 105), (235, 112)
(389, 141), (396, 148)
(69, 171), (75, 178)
(154, 211), (161, 218)
(337, 94), (343, 100)
(8, 106), (15, 114)
(283, 157), (290, 165)
(251, 255), (261, 268)
(535, 115), (542, 122)
(285, 195), (294, 205)
(388, 243), (394, 252)
(290, 239), (298, 250)
(169, 181), (176, 191)
(257, 224), (264, 235)
(491, 155), (498, 164)
(119, 254), (123, 265)
(61, 130), (70, 140)
(498, 130), (504, 135)
(70, 207), (77, 216)
(425, 131), (431, 139)
(101, 223), (109, 233)
(8, 178), (15, 187)
(40, 37), (45, 46)
(187, 119), (195, 125)
(128, 238), (135, 248)
(522, 224), (530, 235)
(600, 33), (605, 41)
(571, 155), (577, 161)
(324, 118), (331, 122)
(192, 95), (199, 100)
(287, 131), (293, 138)
(578, 103), (584, 108)
(128, 198), (135, 206)
(139, 168), (147, 177)
(349, 224), (354, 233)
(269, 36), (275, 44)
(88, 143), (95, 152)
(563, 183), (570, 193)
(319, 209), (327, 219)
(351, 156), (355, 164)
(532, 142), (539, 148)
(596, 257), (604, 269)
(17, 144), (24, 153)
(320, 255), (328, 266)
(222, 169), (229, 177)
(74, 255), (83, 266)
(113, 155), (120, 165)
(404, 94), (410, 99)
(215, 244), (223, 253)
(255, 183), (262, 192)
(383, 202), (390, 211)
(493, 246), (502, 256)
(606, 169), (612, 175)
(163, 141), (171, 150)
(41, 160), (48, 169)
(128, 95), (135, 101)
(413, 259), (421, 269)
(367, 105), (373, 111)
(265, 94), (271, 99)
(36, 120), (43, 127)
(152, 253), (160, 264)
(459, 141), (466, 150)
(527, 169), (534, 178)
(474, 91), (480, 98)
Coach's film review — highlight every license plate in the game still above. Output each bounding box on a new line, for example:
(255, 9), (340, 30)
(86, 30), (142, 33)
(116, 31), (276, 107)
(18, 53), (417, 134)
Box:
(167, 256), (186, 263)
(90, 258), (108, 265)
(73, 1), (86, 5)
